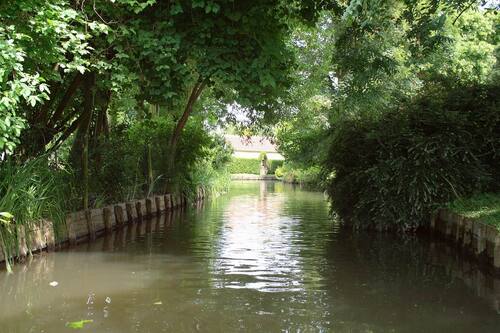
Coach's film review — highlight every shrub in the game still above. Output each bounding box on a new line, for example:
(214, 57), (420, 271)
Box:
(89, 118), (232, 204)
(326, 83), (500, 231)
(276, 163), (324, 188)
(268, 160), (284, 174)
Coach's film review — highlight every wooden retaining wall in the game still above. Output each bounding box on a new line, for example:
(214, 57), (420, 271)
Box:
(431, 209), (500, 273)
(427, 239), (500, 313)
(0, 187), (207, 264)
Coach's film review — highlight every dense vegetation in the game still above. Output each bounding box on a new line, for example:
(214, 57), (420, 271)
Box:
(0, 0), (498, 269)
(276, 2), (499, 230)
(0, 0), (329, 270)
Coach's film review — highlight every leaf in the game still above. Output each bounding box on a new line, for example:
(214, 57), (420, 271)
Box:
(0, 212), (14, 219)
(0, 212), (14, 225)
(66, 320), (93, 329)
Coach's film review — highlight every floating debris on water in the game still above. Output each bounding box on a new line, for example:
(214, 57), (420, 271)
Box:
(66, 319), (93, 329)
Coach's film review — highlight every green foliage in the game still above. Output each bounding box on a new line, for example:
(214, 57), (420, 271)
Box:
(275, 13), (334, 168)
(228, 158), (261, 175)
(0, 157), (69, 270)
(228, 157), (283, 175)
(0, 0), (102, 154)
(268, 160), (284, 174)
(447, 193), (500, 230)
(276, 164), (323, 188)
(326, 83), (499, 230)
(275, 2), (499, 232)
(89, 117), (232, 205)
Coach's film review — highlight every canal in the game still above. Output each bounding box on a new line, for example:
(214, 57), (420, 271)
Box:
(1, 181), (499, 332)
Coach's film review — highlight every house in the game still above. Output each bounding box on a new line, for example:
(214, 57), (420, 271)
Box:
(225, 134), (285, 160)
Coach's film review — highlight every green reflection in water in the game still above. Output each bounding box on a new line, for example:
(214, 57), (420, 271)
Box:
(0, 181), (499, 332)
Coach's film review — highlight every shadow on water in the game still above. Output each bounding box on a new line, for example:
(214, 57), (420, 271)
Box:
(0, 180), (499, 332)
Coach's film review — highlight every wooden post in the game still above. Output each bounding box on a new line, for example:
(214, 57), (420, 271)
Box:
(103, 207), (113, 232)
(126, 203), (134, 223)
(146, 198), (153, 218)
(85, 209), (96, 241)
(164, 194), (172, 210)
(135, 201), (143, 222)
(43, 220), (55, 251)
(494, 235), (500, 271)
(473, 223), (486, 256)
(67, 214), (77, 246)
(114, 205), (124, 227)
(155, 196), (162, 215)
(171, 194), (177, 208)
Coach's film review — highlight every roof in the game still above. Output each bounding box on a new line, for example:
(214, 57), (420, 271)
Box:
(225, 134), (278, 153)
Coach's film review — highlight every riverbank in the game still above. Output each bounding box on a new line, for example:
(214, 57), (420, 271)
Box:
(431, 194), (500, 274)
(0, 188), (206, 269)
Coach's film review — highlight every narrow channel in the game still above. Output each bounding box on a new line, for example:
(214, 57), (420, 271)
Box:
(1, 181), (499, 332)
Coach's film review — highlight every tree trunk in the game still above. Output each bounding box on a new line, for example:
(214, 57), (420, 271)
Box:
(70, 72), (95, 210)
(20, 73), (83, 158)
(144, 103), (156, 191)
(168, 81), (206, 171)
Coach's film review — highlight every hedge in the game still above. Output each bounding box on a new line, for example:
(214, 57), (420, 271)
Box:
(228, 158), (261, 174)
(228, 158), (284, 175)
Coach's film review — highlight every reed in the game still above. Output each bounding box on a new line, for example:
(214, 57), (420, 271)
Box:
(0, 157), (68, 272)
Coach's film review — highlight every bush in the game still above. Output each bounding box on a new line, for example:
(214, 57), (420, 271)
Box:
(326, 83), (500, 231)
(276, 163), (324, 188)
(89, 118), (232, 204)
(268, 160), (284, 174)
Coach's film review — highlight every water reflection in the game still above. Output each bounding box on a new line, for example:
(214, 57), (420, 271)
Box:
(212, 181), (303, 291)
(0, 181), (499, 332)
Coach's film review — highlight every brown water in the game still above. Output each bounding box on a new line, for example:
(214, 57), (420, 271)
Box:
(1, 181), (499, 332)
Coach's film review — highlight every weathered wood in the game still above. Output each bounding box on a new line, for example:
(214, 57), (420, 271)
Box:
(85, 209), (96, 241)
(146, 198), (153, 217)
(164, 194), (172, 210)
(155, 196), (163, 215)
(114, 205), (124, 226)
(431, 210), (500, 273)
(494, 237), (500, 270)
(67, 214), (77, 246)
(126, 203), (134, 222)
(0, 187), (211, 266)
(17, 225), (28, 257)
(42, 220), (55, 251)
(90, 208), (105, 234)
(103, 207), (113, 232)
(135, 201), (143, 221)
(171, 194), (178, 208)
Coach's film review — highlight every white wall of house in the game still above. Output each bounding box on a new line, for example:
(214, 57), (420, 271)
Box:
(233, 151), (285, 160)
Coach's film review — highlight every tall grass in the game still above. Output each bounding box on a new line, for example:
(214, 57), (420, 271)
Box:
(0, 157), (68, 272)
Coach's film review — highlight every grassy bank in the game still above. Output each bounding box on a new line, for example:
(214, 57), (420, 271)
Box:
(447, 193), (500, 231)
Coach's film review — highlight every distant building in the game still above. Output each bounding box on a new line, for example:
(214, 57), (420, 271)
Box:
(225, 134), (285, 160)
